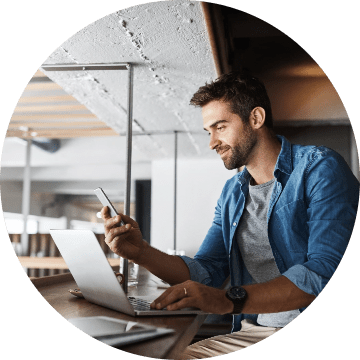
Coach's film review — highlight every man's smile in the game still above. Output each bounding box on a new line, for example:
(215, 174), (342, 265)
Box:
(220, 149), (230, 158)
(217, 146), (231, 157)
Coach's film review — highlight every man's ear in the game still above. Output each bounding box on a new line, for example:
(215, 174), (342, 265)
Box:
(249, 107), (266, 129)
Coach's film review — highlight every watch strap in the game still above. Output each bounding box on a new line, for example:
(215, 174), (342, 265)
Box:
(231, 301), (245, 314)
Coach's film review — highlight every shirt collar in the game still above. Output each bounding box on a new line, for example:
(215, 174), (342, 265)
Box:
(274, 135), (292, 176)
(237, 135), (292, 183)
(237, 166), (251, 185)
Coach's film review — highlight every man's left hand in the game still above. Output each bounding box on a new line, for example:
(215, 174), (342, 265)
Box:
(150, 280), (234, 314)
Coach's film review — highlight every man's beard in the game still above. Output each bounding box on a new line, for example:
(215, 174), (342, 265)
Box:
(218, 126), (257, 170)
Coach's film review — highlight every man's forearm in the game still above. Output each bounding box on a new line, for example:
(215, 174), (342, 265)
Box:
(241, 275), (316, 314)
(136, 241), (191, 285)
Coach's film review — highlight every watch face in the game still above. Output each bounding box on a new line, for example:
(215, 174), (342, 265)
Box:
(229, 286), (246, 300)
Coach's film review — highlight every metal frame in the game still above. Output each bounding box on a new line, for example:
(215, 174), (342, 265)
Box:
(350, 127), (360, 180)
(41, 63), (129, 71)
(41, 62), (133, 293)
(21, 139), (32, 256)
(174, 131), (178, 251)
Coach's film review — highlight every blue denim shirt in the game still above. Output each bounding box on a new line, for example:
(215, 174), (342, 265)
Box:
(180, 136), (359, 332)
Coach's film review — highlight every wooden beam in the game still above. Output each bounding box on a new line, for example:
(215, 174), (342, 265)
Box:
(25, 82), (63, 91)
(17, 95), (78, 104)
(33, 69), (46, 77)
(6, 128), (119, 139)
(201, 2), (231, 76)
(8, 120), (107, 129)
(11, 113), (97, 121)
(13, 104), (89, 113)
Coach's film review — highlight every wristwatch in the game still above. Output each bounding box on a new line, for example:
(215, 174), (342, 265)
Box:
(225, 286), (248, 314)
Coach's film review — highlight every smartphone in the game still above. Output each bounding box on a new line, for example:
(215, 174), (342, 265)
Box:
(94, 187), (125, 225)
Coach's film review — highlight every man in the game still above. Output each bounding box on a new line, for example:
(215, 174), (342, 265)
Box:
(102, 72), (359, 358)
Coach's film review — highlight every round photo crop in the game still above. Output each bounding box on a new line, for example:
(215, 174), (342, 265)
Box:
(1, 1), (359, 360)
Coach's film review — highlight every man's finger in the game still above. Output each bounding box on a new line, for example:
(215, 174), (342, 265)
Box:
(118, 213), (139, 228)
(152, 286), (186, 309)
(105, 235), (119, 246)
(107, 224), (132, 240)
(166, 297), (194, 311)
(106, 215), (123, 228)
(150, 288), (173, 308)
(101, 206), (110, 220)
(154, 285), (181, 302)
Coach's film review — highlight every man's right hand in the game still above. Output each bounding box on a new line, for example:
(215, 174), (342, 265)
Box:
(101, 206), (146, 263)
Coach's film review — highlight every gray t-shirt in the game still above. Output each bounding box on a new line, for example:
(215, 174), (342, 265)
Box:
(236, 178), (300, 327)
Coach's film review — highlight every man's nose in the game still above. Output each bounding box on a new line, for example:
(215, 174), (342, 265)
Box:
(209, 135), (221, 150)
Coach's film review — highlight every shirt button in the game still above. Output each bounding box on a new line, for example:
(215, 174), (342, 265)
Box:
(233, 222), (237, 226)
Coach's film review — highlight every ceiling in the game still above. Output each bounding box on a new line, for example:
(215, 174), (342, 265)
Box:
(7, 70), (117, 139)
(38, 1), (217, 157)
(1, 1), (349, 198)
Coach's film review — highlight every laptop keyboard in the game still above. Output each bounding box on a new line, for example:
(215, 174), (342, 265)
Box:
(128, 296), (200, 313)
(128, 296), (165, 311)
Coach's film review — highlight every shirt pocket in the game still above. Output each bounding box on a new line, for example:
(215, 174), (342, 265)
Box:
(274, 199), (309, 254)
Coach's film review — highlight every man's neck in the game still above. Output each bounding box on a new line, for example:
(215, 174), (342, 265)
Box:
(245, 132), (281, 185)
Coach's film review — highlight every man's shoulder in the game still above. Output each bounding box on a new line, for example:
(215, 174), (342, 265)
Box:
(291, 143), (344, 170)
(290, 143), (358, 187)
(292, 143), (329, 159)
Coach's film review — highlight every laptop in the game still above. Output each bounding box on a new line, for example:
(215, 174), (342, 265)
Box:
(50, 229), (205, 316)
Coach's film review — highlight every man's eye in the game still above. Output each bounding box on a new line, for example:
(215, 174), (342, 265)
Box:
(217, 126), (225, 131)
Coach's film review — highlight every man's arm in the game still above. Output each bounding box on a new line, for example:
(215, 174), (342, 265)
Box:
(241, 276), (315, 314)
(101, 206), (190, 285)
(137, 241), (191, 285)
(150, 275), (315, 314)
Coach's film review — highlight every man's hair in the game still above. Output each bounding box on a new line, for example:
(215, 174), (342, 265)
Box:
(190, 71), (273, 128)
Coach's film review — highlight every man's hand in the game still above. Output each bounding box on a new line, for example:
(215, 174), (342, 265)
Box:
(150, 280), (234, 314)
(101, 206), (146, 263)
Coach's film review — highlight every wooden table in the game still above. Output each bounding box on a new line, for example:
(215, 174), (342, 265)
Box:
(31, 267), (207, 359)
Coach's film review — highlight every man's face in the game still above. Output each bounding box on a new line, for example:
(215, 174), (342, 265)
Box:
(202, 100), (257, 170)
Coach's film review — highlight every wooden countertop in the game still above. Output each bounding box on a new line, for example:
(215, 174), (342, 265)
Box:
(31, 267), (207, 359)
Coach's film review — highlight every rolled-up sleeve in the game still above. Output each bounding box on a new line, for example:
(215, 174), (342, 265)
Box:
(283, 264), (323, 296)
(177, 255), (213, 285)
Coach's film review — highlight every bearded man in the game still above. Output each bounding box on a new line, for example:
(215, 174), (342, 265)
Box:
(102, 72), (359, 358)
